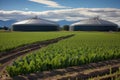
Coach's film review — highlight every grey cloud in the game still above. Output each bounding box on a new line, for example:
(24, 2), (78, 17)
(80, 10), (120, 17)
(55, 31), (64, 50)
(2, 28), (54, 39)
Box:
(0, 8), (120, 26)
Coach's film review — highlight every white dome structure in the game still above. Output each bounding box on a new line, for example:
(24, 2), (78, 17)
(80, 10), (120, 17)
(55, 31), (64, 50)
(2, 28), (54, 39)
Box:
(70, 17), (118, 31)
(11, 17), (59, 31)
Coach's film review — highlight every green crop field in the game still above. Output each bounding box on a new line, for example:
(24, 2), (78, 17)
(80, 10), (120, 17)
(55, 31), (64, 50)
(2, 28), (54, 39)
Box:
(0, 32), (71, 52)
(5, 32), (120, 77)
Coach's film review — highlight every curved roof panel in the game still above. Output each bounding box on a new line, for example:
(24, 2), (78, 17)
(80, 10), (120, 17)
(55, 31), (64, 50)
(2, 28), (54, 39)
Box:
(13, 18), (59, 26)
(71, 17), (118, 26)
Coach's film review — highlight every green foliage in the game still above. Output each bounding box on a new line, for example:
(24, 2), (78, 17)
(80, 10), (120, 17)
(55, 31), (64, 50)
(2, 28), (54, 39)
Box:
(0, 32), (71, 52)
(6, 32), (120, 77)
(63, 25), (69, 31)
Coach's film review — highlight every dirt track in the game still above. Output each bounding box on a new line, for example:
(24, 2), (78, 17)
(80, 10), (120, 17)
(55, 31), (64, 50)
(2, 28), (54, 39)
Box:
(0, 34), (74, 79)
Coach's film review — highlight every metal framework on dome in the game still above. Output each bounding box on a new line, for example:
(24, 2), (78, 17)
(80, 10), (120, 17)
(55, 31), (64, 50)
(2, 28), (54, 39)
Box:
(89, 16), (100, 20)
(32, 16), (38, 19)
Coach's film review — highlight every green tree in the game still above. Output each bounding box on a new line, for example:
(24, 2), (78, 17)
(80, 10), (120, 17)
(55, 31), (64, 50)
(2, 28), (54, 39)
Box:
(63, 25), (69, 31)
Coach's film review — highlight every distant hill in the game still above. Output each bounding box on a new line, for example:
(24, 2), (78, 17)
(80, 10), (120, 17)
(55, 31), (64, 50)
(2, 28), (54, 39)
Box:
(57, 20), (75, 27)
(0, 20), (17, 27)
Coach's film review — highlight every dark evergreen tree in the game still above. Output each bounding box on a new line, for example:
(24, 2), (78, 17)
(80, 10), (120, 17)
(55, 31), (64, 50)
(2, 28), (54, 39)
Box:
(3, 26), (8, 30)
(63, 25), (69, 31)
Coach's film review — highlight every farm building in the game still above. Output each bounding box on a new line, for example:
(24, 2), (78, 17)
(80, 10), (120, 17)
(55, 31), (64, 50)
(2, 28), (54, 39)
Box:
(70, 17), (118, 31)
(11, 17), (59, 31)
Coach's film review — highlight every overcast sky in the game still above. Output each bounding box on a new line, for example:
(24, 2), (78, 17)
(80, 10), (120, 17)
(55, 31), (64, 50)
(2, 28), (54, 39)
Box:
(0, 0), (120, 26)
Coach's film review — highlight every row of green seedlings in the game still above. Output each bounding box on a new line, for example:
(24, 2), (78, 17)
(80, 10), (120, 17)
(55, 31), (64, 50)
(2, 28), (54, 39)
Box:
(0, 32), (71, 52)
(6, 32), (120, 77)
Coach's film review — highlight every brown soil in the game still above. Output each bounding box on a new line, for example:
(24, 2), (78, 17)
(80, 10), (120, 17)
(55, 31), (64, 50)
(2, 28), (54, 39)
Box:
(0, 34), (74, 79)
(11, 59), (120, 80)
(92, 72), (120, 80)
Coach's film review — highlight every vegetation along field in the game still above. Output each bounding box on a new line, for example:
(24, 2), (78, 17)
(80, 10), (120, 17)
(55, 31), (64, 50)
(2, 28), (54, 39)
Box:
(4, 32), (120, 77)
(0, 32), (71, 52)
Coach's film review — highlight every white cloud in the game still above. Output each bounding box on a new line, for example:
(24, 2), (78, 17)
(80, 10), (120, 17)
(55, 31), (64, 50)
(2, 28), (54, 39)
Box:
(0, 8), (120, 26)
(29, 0), (69, 8)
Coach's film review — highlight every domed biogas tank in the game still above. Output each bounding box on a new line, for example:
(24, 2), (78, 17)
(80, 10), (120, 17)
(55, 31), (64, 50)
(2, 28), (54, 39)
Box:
(70, 17), (118, 31)
(11, 17), (59, 31)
